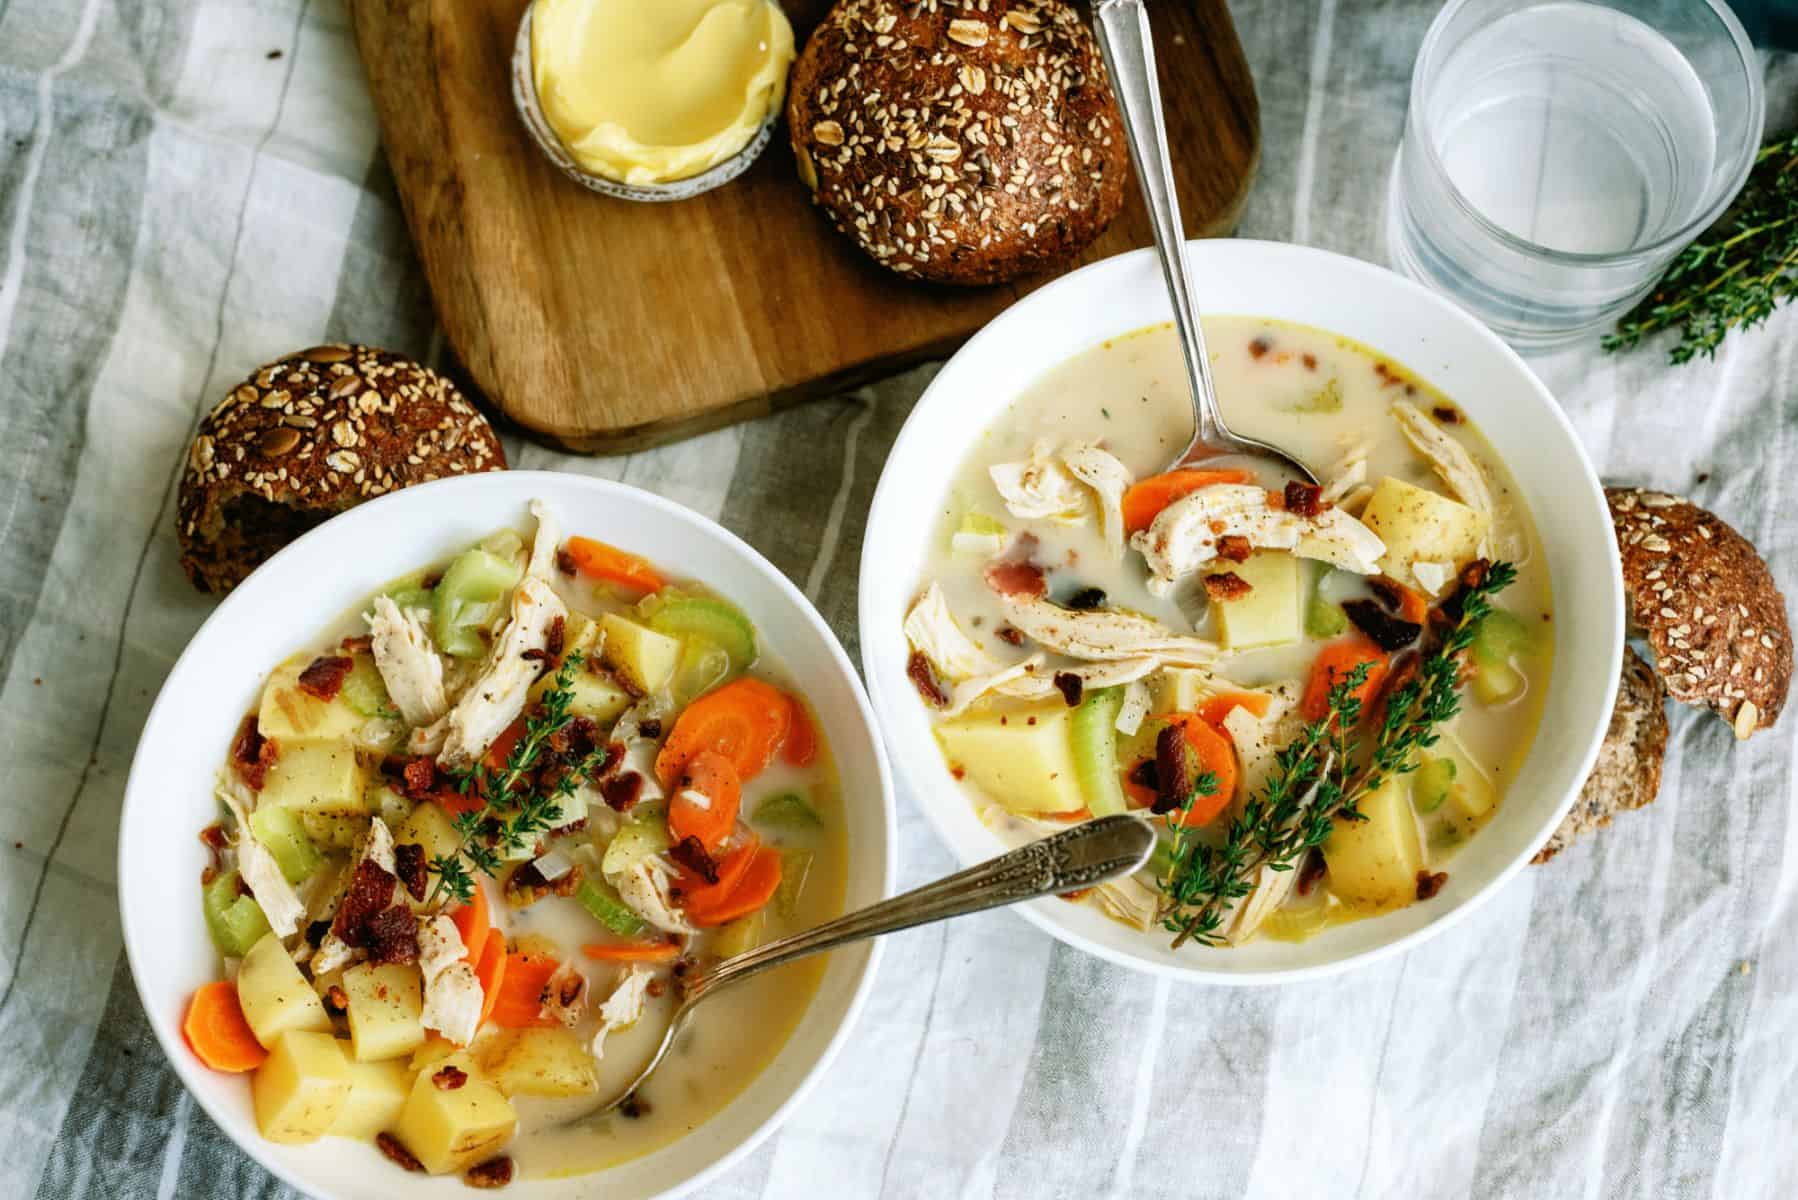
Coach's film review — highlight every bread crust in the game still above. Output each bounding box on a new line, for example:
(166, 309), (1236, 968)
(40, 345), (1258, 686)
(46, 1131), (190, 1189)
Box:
(1607, 487), (1791, 739)
(1532, 646), (1667, 864)
(787, 0), (1128, 285)
(177, 345), (505, 594)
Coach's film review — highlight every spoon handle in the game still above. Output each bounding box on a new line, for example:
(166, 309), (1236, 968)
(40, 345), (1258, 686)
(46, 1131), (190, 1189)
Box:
(685, 813), (1157, 1000)
(1092, 0), (1223, 454)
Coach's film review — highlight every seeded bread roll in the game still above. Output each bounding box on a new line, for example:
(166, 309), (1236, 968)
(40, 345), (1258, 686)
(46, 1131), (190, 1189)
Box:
(1532, 647), (1668, 864)
(787, 0), (1128, 285)
(1607, 487), (1791, 739)
(178, 345), (506, 595)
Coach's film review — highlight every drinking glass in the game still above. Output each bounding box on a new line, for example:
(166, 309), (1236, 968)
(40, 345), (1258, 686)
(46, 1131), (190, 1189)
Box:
(1386, 0), (1764, 352)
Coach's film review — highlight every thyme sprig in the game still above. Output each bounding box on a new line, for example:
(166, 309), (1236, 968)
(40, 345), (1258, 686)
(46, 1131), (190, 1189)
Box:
(425, 650), (608, 909)
(1157, 562), (1517, 948)
(1604, 131), (1798, 364)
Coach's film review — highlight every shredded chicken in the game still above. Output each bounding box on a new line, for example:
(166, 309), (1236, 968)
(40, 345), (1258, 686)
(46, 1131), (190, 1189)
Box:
(612, 699), (670, 806)
(539, 961), (588, 1028)
(905, 582), (1008, 681)
(420, 962), (484, 1047)
(1391, 401), (1495, 521)
(1061, 443), (1134, 557)
(367, 596), (449, 728)
(1219, 863), (1299, 944)
(608, 859), (696, 934)
(1115, 678), (1152, 736)
(1412, 559), (1455, 597)
(526, 498), (562, 582)
(590, 965), (654, 1060)
(412, 575), (569, 767)
(944, 654), (1173, 717)
(417, 914), (466, 980)
(1131, 483), (1385, 595)
(1319, 440), (1371, 505)
(989, 440), (1090, 523)
(1094, 873), (1161, 931)
(995, 592), (1218, 665)
(215, 776), (305, 938)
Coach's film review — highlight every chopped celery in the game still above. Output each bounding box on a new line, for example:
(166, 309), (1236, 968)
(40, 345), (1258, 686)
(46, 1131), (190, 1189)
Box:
(339, 655), (394, 719)
(1471, 610), (1532, 704)
(670, 640), (732, 707)
(369, 783), (414, 828)
(1070, 687), (1128, 816)
(600, 802), (671, 879)
(775, 849), (814, 918)
(1305, 593), (1349, 638)
(754, 792), (823, 833)
(203, 870), (272, 958)
(367, 570), (434, 616)
(249, 805), (324, 883)
(713, 909), (768, 959)
(574, 878), (648, 937)
(951, 511), (1009, 557)
(433, 547), (522, 659)
(646, 594), (757, 674)
(478, 528), (526, 563)
(1411, 756), (1456, 814)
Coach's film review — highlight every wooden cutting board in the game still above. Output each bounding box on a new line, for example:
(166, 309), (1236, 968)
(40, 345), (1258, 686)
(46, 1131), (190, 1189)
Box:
(350, 0), (1259, 454)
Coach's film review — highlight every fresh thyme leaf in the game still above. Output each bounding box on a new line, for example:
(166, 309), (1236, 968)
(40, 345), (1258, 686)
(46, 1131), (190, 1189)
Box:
(1157, 563), (1517, 948)
(1604, 131), (1798, 364)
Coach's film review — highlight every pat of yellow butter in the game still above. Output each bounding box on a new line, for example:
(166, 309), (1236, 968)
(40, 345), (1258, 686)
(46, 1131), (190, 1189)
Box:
(531, 0), (794, 186)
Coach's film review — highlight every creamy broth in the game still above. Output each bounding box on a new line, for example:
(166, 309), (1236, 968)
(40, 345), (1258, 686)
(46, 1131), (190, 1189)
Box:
(914, 318), (1553, 943)
(194, 512), (845, 1182)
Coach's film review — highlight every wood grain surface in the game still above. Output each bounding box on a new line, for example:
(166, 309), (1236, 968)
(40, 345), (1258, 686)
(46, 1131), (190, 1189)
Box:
(349, 0), (1259, 454)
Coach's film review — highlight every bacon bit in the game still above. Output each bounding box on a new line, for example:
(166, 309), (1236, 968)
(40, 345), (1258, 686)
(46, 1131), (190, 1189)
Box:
(1373, 361), (1403, 387)
(1053, 672), (1085, 707)
(950, 764), (966, 780)
(1152, 725), (1194, 815)
(1283, 480), (1325, 518)
(200, 823), (229, 851)
(1432, 404), (1462, 424)
(1296, 852), (1327, 897)
(464, 1156), (515, 1189)
(296, 654), (354, 700)
(994, 625), (1025, 646)
(1342, 599), (1421, 653)
(601, 770), (644, 815)
(983, 557), (1048, 599)
(420, 571), (444, 590)
(393, 842), (428, 901)
(323, 985), (349, 1013)
(1459, 558), (1491, 591)
(1059, 888), (1093, 902)
(545, 615), (566, 664)
(638, 718), (663, 739)
(333, 858), (398, 943)
(339, 634), (374, 655)
(1416, 870), (1449, 900)
(555, 546), (577, 576)
(376, 1133), (425, 1172)
(306, 919), (331, 946)
(432, 1064), (469, 1091)
(400, 756), (439, 800)
(620, 1095), (651, 1119)
(230, 713), (278, 791)
(1216, 534), (1253, 563)
(1209, 518), (1229, 534)
(1128, 758), (1158, 791)
(1202, 572), (1253, 601)
(1302, 352), (1318, 370)
(646, 978), (667, 998)
(1066, 586), (1107, 611)
(1373, 652), (1423, 724)
(365, 906), (420, 965)
(669, 836), (720, 884)
(907, 650), (947, 708)
(1248, 335), (1272, 359)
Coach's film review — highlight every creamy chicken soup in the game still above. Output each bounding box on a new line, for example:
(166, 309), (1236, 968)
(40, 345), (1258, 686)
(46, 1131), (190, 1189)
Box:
(186, 501), (844, 1184)
(906, 319), (1552, 947)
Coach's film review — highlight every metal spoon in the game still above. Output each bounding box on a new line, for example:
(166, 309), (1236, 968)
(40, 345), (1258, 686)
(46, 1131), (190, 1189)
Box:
(570, 813), (1157, 1121)
(1093, 0), (1317, 483)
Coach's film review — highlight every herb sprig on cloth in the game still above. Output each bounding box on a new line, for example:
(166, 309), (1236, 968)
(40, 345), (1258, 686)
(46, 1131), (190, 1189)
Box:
(1604, 131), (1798, 364)
(425, 650), (608, 909)
(1157, 562), (1517, 948)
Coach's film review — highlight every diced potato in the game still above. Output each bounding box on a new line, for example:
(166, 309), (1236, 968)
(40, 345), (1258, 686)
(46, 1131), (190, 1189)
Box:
(1206, 551), (1302, 650)
(343, 963), (427, 1062)
(476, 1028), (599, 1098)
(299, 811), (369, 850)
(327, 1058), (413, 1140)
(1360, 477), (1490, 591)
(1323, 775), (1424, 912)
(1154, 668), (1211, 714)
(368, 782), (415, 828)
(411, 1034), (459, 1072)
(237, 933), (332, 1048)
(258, 655), (364, 744)
(935, 701), (1085, 814)
(395, 801), (471, 907)
(598, 613), (681, 695)
(1430, 744), (1499, 839)
(391, 1053), (517, 1174)
(261, 742), (368, 817)
(252, 1031), (352, 1144)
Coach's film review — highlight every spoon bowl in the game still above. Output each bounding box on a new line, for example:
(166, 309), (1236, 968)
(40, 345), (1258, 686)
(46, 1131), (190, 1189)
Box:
(1093, 0), (1317, 483)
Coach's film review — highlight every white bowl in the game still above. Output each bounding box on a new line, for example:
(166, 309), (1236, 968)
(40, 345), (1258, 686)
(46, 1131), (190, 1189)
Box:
(858, 239), (1623, 984)
(120, 471), (895, 1198)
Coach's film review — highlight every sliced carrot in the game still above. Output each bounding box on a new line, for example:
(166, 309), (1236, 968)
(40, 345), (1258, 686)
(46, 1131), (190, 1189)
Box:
(182, 980), (267, 1073)
(451, 884), (490, 967)
(434, 787), (485, 819)
(1121, 468), (1256, 534)
(1195, 691), (1273, 728)
(673, 838), (759, 912)
(1039, 806), (1095, 822)
(483, 716), (528, 774)
(1162, 716), (1238, 827)
(655, 677), (792, 788)
(1121, 763), (1156, 809)
(582, 941), (682, 964)
(474, 936), (508, 1029)
(684, 846), (783, 927)
(667, 749), (742, 854)
(565, 535), (664, 594)
(1300, 635), (1390, 724)
(488, 950), (560, 1028)
(782, 693), (818, 767)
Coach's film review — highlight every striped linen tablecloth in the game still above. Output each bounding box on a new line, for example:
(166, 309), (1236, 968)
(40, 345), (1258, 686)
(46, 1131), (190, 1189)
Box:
(1, 1), (1794, 1196)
